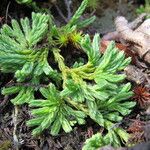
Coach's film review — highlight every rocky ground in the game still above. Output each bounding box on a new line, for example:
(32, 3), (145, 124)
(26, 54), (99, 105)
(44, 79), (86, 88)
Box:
(0, 0), (150, 150)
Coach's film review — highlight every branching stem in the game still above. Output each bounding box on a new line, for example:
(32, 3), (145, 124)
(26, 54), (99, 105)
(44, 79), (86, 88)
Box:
(66, 97), (89, 115)
(53, 49), (96, 86)
(13, 105), (19, 150)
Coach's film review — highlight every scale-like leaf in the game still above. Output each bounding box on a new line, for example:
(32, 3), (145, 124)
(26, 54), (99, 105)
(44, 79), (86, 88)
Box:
(27, 84), (87, 136)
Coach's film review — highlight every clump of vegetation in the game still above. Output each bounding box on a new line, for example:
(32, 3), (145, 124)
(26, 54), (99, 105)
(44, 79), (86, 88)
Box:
(0, 140), (12, 150)
(136, 0), (150, 17)
(0, 0), (136, 148)
(87, 0), (100, 11)
(83, 130), (129, 150)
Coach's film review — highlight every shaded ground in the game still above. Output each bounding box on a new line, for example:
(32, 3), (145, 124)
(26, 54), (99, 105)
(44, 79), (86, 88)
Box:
(91, 0), (137, 34)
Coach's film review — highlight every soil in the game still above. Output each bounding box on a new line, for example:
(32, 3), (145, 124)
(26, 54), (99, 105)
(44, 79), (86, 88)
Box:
(0, 0), (150, 150)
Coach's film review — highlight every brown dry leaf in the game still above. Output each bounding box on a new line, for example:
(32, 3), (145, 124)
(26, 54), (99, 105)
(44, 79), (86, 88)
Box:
(133, 86), (150, 109)
(127, 119), (145, 133)
(127, 119), (145, 144)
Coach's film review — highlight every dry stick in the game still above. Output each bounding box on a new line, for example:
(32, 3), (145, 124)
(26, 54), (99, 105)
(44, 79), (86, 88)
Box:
(54, 3), (68, 23)
(64, 0), (72, 21)
(0, 95), (9, 112)
(129, 13), (147, 30)
(102, 13), (146, 41)
(115, 16), (150, 64)
(115, 16), (146, 45)
(13, 105), (19, 150)
(5, 1), (11, 24)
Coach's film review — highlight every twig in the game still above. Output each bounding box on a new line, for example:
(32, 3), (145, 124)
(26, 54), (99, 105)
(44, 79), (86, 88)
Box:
(102, 13), (146, 41)
(115, 16), (150, 64)
(54, 3), (68, 23)
(129, 13), (147, 30)
(13, 105), (19, 150)
(5, 1), (11, 24)
(64, 0), (72, 21)
(0, 95), (9, 112)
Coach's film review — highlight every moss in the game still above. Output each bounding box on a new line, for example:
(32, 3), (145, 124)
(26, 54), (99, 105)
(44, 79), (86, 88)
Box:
(0, 140), (12, 150)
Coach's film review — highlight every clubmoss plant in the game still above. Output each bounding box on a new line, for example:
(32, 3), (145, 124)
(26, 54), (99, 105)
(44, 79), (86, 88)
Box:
(82, 126), (130, 149)
(0, 0), (136, 148)
(16, 0), (40, 12)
